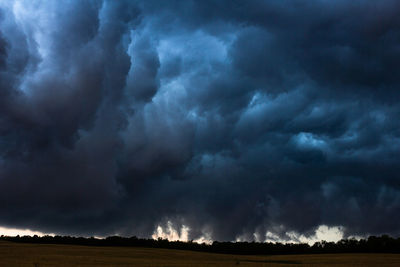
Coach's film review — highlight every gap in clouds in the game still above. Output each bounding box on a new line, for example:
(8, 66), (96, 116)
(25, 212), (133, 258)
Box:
(0, 226), (53, 237)
(151, 222), (345, 245)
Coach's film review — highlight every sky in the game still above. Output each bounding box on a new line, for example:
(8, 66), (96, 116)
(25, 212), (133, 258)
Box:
(0, 0), (400, 243)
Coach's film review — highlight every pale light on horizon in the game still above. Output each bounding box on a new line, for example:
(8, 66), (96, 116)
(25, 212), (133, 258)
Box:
(151, 221), (212, 244)
(0, 226), (53, 237)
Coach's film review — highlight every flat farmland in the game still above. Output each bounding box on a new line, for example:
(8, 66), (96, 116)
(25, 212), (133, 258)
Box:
(1, 241), (400, 266)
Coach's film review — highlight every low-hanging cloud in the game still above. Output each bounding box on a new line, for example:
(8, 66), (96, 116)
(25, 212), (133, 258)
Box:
(0, 0), (400, 241)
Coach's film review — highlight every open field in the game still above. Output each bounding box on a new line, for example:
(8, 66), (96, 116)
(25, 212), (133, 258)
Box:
(1, 241), (400, 266)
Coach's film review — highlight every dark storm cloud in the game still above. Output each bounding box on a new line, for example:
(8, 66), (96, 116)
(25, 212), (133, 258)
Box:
(0, 0), (400, 241)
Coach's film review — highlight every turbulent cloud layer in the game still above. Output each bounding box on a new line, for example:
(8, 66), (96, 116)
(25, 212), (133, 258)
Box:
(0, 0), (400, 241)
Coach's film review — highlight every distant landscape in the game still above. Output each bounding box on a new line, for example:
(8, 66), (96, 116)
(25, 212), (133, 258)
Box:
(1, 238), (400, 266)
(1, 234), (400, 255)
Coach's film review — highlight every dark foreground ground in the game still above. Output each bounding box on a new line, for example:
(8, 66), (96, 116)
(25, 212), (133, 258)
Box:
(1, 241), (400, 266)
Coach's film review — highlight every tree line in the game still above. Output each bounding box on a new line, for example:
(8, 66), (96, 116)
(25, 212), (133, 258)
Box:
(1, 234), (400, 255)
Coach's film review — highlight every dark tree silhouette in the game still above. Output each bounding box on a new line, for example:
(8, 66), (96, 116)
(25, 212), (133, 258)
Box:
(1, 234), (400, 255)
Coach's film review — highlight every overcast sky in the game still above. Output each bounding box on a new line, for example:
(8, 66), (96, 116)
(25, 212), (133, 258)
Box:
(0, 0), (400, 242)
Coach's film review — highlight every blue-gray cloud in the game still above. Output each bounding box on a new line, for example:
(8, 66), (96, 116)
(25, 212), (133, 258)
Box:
(0, 0), (399, 241)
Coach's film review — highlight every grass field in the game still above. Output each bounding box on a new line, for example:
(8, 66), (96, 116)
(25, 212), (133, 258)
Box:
(1, 241), (400, 266)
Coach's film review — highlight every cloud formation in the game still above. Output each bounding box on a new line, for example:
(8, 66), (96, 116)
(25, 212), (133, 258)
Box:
(0, 0), (400, 241)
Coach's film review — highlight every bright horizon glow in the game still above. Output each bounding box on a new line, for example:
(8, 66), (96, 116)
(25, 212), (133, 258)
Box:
(0, 224), (358, 246)
(284, 225), (344, 244)
(0, 226), (53, 237)
(152, 222), (345, 245)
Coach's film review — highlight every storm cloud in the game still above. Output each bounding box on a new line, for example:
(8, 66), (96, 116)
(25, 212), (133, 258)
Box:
(0, 0), (400, 241)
